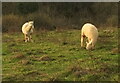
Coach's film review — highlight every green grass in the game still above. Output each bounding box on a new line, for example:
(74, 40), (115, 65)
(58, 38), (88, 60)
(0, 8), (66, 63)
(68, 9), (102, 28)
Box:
(2, 28), (118, 81)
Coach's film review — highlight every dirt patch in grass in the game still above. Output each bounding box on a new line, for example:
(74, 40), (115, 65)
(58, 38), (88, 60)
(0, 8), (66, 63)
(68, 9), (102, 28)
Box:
(67, 65), (88, 77)
(39, 55), (55, 61)
(30, 55), (55, 61)
(19, 59), (30, 65)
(26, 50), (47, 55)
(111, 48), (119, 54)
(98, 63), (118, 74)
(12, 53), (25, 59)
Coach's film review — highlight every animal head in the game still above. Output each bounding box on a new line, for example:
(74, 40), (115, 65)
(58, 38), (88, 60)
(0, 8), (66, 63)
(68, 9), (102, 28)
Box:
(28, 21), (34, 25)
(86, 42), (92, 50)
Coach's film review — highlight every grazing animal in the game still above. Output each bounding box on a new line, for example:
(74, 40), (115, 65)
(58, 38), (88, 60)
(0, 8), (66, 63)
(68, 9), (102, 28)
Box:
(22, 21), (34, 42)
(81, 23), (98, 50)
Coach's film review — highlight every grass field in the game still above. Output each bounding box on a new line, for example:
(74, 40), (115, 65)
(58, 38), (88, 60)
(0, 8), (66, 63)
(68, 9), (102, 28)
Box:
(2, 28), (118, 81)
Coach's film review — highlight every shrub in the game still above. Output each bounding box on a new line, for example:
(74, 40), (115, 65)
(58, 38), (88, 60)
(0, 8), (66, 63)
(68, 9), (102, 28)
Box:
(2, 14), (24, 32)
(2, 13), (56, 32)
(106, 15), (118, 27)
(17, 2), (39, 15)
(26, 13), (55, 30)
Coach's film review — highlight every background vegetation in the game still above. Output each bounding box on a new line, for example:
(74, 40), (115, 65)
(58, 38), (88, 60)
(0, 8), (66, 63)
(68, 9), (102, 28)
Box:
(2, 2), (118, 32)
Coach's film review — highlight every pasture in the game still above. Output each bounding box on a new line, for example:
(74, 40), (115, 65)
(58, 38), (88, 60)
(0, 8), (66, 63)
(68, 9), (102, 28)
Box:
(2, 27), (118, 81)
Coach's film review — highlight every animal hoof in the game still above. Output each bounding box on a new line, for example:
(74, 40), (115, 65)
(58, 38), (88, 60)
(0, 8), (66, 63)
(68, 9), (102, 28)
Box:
(25, 40), (28, 42)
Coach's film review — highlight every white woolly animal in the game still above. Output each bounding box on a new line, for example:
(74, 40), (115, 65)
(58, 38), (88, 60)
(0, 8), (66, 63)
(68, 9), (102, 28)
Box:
(81, 23), (98, 50)
(22, 21), (34, 42)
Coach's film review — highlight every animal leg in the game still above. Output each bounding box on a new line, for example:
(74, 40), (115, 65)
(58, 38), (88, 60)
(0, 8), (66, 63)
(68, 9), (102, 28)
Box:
(91, 41), (95, 50)
(30, 34), (33, 42)
(27, 34), (30, 42)
(88, 38), (91, 43)
(25, 34), (28, 42)
(81, 35), (85, 47)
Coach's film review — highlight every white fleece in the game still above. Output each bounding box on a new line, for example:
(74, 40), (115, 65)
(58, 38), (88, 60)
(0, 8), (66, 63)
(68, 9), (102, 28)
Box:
(22, 21), (34, 42)
(81, 23), (98, 50)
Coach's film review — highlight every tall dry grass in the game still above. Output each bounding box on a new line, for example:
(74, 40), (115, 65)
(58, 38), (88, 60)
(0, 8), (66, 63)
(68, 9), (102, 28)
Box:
(2, 13), (56, 32)
(2, 14), (24, 32)
(2, 12), (118, 33)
